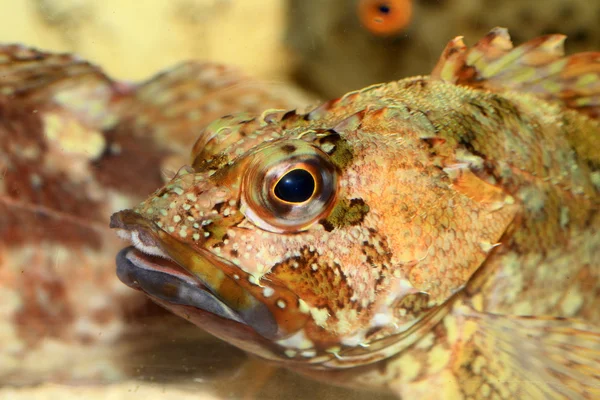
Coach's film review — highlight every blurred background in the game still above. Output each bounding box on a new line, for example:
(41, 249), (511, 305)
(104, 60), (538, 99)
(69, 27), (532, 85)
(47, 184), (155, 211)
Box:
(1, 0), (598, 98)
(0, 0), (291, 81)
(0, 0), (599, 399)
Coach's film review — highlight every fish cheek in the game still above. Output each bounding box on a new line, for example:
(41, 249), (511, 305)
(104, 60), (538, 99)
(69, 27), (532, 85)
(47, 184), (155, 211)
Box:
(408, 168), (518, 303)
(267, 249), (358, 343)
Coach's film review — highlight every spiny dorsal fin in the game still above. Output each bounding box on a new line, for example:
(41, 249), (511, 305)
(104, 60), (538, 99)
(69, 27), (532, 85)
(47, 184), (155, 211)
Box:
(432, 27), (600, 120)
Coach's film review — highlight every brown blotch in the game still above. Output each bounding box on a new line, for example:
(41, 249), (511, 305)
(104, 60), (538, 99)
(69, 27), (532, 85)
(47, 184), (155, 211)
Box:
(394, 292), (432, 318)
(13, 266), (75, 346)
(193, 152), (228, 172)
(319, 133), (354, 169)
(321, 198), (370, 230)
(0, 99), (103, 247)
(281, 144), (297, 154)
(93, 122), (170, 197)
(270, 247), (354, 310)
(213, 201), (227, 213)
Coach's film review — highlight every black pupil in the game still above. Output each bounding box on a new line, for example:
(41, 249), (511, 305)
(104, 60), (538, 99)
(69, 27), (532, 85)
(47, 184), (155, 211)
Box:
(378, 4), (391, 14)
(274, 169), (315, 203)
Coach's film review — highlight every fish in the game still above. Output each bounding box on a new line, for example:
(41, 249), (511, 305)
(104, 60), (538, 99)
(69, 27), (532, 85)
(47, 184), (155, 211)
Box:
(0, 42), (311, 387)
(111, 28), (600, 399)
(286, 0), (600, 98)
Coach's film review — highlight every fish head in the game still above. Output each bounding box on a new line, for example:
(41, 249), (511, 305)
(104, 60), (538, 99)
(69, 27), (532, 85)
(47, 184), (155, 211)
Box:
(111, 102), (517, 368)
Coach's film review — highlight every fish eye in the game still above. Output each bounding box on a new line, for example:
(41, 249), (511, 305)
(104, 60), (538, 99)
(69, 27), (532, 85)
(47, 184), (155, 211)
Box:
(273, 168), (316, 204)
(241, 141), (338, 233)
(358, 0), (413, 37)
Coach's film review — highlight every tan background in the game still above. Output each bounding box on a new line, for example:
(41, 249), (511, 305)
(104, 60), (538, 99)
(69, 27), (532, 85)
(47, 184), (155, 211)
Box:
(0, 0), (291, 82)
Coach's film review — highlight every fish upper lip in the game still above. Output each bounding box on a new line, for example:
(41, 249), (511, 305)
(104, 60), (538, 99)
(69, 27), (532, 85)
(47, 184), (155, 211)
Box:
(110, 209), (280, 339)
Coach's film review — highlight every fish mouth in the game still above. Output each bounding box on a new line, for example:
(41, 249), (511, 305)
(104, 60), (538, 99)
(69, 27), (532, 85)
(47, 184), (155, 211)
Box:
(110, 210), (279, 339)
(115, 247), (246, 325)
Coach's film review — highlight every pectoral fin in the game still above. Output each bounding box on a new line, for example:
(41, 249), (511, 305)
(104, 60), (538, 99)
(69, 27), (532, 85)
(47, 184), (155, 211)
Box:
(392, 306), (600, 399)
(454, 307), (600, 399)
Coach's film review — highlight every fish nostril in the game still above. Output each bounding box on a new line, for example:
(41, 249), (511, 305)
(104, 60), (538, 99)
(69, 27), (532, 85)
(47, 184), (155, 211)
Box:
(109, 212), (126, 229)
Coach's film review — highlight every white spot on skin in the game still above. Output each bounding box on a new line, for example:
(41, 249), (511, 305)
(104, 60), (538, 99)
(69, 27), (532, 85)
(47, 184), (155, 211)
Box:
(173, 215), (182, 223)
(298, 299), (310, 314)
(479, 241), (501, 253)
(263, 287), (275, 298)
(517, 186), (545, 213)
(277, 300), (286, 309)
(284, 349), (297, 358)
(310, 307), (330, 327)
(341, 332), (366, 347)
(300, 349), (317, 358)
(372, 313), (392, 327)
(276, 330), (314, 350)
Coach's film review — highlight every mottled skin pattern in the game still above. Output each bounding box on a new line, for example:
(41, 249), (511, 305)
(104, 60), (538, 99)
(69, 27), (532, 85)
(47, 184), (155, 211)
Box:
(286, 0), (600, 97)
(0, 44), (311, 386)
(113, 29), (599, 399)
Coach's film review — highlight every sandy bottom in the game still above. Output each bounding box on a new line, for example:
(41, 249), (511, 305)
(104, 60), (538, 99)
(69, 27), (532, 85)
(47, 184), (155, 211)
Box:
(1, 382), (219, 400)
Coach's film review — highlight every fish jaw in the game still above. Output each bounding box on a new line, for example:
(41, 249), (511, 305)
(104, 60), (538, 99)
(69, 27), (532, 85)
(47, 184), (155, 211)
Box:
(110, 209), (306, 354)
(113, 246), (285, 360)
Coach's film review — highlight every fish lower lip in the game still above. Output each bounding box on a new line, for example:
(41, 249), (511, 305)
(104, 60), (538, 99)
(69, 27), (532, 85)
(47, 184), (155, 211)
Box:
(116, 246), (246, 325)
(111, 209), (280, 339)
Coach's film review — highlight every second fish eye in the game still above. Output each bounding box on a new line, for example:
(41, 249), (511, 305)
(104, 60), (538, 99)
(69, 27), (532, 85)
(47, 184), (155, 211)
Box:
(273, 168), (316, 204)
(358, 0), (413, 37)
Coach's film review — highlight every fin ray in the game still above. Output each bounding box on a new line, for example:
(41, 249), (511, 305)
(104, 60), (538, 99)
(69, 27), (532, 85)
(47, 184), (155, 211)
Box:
(432, 27), (600, 119)
(457, 306), (600, 399)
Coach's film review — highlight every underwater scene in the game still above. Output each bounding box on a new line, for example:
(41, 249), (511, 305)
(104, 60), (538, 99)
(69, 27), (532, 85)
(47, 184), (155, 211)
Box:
(0, 1), (599, 399)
